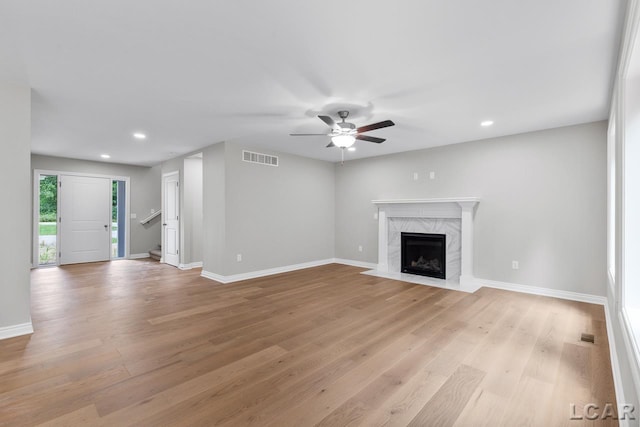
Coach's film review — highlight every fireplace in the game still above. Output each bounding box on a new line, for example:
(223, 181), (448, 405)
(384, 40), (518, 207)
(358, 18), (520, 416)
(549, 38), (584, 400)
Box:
(373, 198), (479, 289)
(401, 232), (446, 279)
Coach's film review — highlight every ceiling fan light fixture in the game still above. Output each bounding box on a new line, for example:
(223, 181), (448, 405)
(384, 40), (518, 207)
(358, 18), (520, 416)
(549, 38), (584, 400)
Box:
(331, 134), (356, 148)
(290, 111), (395, 150)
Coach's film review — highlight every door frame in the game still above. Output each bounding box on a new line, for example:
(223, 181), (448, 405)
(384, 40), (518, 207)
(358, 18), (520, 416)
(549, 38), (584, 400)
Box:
(32, 169), (131, 268)
(161, 171), (181, 266)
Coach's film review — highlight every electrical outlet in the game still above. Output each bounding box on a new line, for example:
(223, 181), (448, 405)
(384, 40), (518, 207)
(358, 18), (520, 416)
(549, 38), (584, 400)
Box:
(373, 212), (378, 220)
(358, 245), (363, 252)
(130, 213), (137, 219)
(237, 254), (242, 262)
(413, 172), (418, 181)
(429, 171), (435, 180)
(512, 260), (519, 270)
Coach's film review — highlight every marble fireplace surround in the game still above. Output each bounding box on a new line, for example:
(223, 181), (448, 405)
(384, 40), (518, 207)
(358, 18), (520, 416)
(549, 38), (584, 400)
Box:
(371, 198), (480, 290)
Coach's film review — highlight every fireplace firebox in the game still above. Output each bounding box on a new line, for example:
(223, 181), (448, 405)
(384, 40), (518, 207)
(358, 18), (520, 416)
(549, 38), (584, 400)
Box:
(401, 232), (446, 279)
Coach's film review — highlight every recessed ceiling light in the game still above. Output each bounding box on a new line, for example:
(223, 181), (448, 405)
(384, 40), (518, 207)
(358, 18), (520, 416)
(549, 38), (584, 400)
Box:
(133, 132), (147, 140)
(480, 120), (494, 127)
(100, 154), (111, 159)
(347, 147), (356, 152)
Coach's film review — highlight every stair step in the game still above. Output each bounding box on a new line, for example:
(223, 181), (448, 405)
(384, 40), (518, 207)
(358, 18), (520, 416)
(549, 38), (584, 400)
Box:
(149, 249), (161, 261)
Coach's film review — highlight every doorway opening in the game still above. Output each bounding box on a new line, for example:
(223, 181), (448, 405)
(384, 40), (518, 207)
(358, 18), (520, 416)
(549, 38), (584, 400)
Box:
(38, 174), (58, 266)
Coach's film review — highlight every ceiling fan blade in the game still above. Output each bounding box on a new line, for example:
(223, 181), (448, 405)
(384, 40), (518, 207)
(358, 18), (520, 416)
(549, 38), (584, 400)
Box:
(326, 141), (335, 148)
(356, 134), (386, 144)
(318, 115), (337, 128)
(357, 120), (395, 133)
(289, 133), (329, 136)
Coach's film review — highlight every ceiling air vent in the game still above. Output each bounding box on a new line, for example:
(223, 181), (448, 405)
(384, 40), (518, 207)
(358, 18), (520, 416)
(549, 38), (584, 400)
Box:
(242, 150), (279, 167)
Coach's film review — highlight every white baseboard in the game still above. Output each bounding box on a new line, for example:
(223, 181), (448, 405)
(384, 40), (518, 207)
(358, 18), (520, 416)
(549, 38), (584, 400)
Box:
(333, 258), (377, 270)
(619, 308), (640, 417)
(199, 259), (609, 307)
(200, 270), (227, 283)
(129, 253), (150, 259)
(201, 258), (335, 284)
(603, 300), (631, 426)
(0, 322), (34, 340)
(179, 261), (203, 270)
(476, 277), (607, 305)
(198, 259), (605, 305)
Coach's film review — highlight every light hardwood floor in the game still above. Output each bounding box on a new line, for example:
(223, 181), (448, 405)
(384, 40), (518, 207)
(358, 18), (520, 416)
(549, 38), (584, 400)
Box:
(0, 260), (617, 426)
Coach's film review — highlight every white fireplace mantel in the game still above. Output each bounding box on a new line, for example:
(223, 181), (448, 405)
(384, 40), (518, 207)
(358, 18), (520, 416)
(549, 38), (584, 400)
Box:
(372, 198), (480, 290)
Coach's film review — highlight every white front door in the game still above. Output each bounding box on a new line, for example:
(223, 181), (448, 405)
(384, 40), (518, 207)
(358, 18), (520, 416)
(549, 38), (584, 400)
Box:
(59, 175), (111, 265)
(163, 172), (180, 267)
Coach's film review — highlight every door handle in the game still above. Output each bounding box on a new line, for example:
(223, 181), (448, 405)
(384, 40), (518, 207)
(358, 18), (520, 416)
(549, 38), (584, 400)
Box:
(104, 225), (108, 230)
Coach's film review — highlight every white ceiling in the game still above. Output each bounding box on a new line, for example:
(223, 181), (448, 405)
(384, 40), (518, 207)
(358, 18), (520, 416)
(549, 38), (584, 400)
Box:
(0, 0), (625, 166)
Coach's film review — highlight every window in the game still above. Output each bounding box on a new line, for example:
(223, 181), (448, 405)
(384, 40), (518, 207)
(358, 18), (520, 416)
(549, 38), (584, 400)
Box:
(112, 180), (126, 258)
(608, 116), (616, 284)
(38, 174), (58, 265)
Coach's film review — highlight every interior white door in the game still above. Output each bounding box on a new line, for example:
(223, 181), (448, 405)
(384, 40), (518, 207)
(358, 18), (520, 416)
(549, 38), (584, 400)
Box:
(163, 172), (180, 267)
(59, 175), (111, 265)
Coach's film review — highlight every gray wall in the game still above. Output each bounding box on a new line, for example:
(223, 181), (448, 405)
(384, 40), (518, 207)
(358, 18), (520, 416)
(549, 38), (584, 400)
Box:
(336, 121), (607, 296)
(194, 141), (336, 277)
(219, 142), (335, 275)
(31, 154), (161, 256)
(0, 84), (32, 329)
(202, 142), (226, 274)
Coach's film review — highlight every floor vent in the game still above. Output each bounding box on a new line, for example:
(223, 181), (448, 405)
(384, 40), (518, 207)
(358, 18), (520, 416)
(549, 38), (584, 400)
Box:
(581, 333), (595, 343)
(242, 150), (279, 167)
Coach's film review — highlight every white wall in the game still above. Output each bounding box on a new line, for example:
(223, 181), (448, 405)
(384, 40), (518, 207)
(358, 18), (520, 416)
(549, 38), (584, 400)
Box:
(31, 154), (162, 256)
(0, 84), (32, 333)
(184, 157), (203, 264)
(336, 122), (607, 296)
